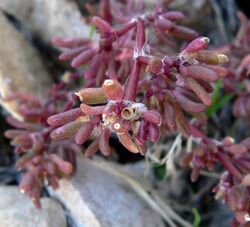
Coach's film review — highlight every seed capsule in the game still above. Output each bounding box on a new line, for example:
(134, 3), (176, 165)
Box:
(102, 79), (124, 101)
(196, 50), (229, 64)
(75, 88), (107, 105)
(121, 107), (137, 120)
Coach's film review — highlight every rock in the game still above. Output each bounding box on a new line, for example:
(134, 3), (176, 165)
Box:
(0, 186), (66, 227)
(48, 157), (165, 227)
(0, 0), (97, 44)
(0, 11), (52, 119)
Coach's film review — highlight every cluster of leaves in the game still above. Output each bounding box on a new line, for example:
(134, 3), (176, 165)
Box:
(4, 83), (81, 208)
(3, 0), (250, 225)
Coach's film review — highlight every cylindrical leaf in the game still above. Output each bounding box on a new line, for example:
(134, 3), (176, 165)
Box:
(99, 128), (111, 156)
(47, 108), (83, 126)
(118, 133), (139, 153)
(74, 122), (94, 145)
(186, 77), (211, 106)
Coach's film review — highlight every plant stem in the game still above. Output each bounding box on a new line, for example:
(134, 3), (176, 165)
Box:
(216, 152), (243, 182)
(124, 60), (141, 101)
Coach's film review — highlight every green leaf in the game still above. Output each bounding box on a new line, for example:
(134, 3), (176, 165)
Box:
(192, 208), (201, 227)
(153, 164), (167, 180)
(88, 25), (96, 38)
(206, 80), (234, 117)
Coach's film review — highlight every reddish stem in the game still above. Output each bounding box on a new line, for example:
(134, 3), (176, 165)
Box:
(102, 0), (112, 24)
(216, 152), (243, 182)
(136, 19), (145, 51)
(124, 60), (141, 101)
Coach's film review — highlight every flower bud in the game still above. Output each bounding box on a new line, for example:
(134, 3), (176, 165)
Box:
(47, 108), (83, 126)
(76, 88), (107, 105)
(222, 136), (235, 146)
(196, 50), (229, 64)
(101, 79), (124, 101)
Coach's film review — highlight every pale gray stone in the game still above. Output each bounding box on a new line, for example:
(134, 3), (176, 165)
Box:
(48, 157), (165, 227)
(0, 186), (66, 227)
(0, 0), (97, 43)
(0, 11), (52, 119)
